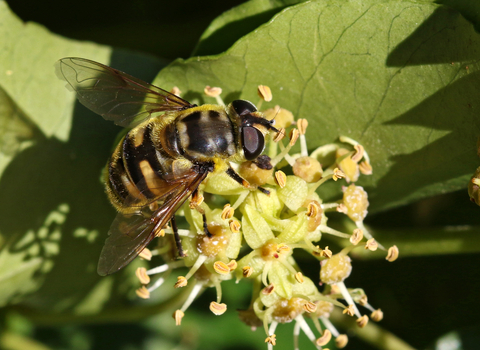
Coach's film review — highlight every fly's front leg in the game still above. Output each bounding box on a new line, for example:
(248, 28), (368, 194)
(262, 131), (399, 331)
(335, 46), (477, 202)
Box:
(226, 164), (270, 195)
(190, 188), (213, 238)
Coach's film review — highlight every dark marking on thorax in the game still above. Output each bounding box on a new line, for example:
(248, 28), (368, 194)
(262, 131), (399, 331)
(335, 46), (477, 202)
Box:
(177, 109), (236, 160)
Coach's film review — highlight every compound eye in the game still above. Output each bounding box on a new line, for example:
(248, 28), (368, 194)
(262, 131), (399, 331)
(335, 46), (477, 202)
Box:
(242, 126), (265, 160)
(231, 100), (257, 116)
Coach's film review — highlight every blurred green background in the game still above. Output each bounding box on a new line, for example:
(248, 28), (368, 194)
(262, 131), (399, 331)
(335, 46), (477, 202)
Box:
(2, 0), (480, 349)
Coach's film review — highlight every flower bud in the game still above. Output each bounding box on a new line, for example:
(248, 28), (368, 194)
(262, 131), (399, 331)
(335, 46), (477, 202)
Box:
(197, 224), (230, 257)
(320, 252), (352, 284)
(238, 160), (273, 186)
(293, 156), (323, 183)
(271, 297), (305, 323)
(343, 184), (369, 221)
(336, 148), (359, 183)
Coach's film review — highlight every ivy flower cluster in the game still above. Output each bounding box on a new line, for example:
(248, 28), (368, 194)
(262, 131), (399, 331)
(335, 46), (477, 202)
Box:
(134, 85), (399, 349)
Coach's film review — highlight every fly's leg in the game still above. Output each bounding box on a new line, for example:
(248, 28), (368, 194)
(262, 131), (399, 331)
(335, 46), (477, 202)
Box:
(226, 164), (270, 195)
(191, 188), (213, 238)
(170, 216), (185, 258)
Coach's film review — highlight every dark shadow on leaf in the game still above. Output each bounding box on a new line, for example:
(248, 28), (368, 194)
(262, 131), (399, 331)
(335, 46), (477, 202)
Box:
(436, 0), (480, 34)
(369, 71), (480, 211)
(224, 91), (242, 105)
(182, 91), (204, 107)
(0, 50), (166, 310)
(193, 7), (290, 57)
(387, 7), (480, 67)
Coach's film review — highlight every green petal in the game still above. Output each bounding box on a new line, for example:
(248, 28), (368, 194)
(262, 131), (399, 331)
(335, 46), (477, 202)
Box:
(277, 176), (308, 212)
(267, 262), (293, 299)
(241, 204), (275, 249)
(277, 213), (308, 244)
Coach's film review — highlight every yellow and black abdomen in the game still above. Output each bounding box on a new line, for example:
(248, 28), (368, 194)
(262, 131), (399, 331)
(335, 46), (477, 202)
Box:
(105, 117), (178, 213)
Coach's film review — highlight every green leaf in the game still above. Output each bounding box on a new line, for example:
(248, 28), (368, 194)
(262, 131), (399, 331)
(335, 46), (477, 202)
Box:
(0, 1), (165, 309)
(0, 2), (111, 141)
(193, 0), (306, 56)
(155, 0), (480, 213)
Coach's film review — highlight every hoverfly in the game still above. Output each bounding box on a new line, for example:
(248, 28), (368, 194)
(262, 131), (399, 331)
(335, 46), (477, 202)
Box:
(56, 58), (278, 276)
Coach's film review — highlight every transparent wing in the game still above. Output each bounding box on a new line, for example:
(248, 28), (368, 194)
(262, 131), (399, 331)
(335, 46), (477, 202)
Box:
(97, 169), (208, 276)
(55, 57), (194, 127)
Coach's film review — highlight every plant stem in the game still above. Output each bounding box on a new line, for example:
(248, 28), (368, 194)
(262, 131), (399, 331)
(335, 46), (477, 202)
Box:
(330, 309), (415, 350)
(334, 222), (480, 259)
(10, 282), (196, 326)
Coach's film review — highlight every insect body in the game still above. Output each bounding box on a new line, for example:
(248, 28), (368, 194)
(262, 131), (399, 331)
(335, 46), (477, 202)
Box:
(56, 58), (278, 276)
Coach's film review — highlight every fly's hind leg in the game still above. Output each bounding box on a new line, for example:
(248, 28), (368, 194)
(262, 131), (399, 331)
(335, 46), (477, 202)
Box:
(170, 216), (185, 258)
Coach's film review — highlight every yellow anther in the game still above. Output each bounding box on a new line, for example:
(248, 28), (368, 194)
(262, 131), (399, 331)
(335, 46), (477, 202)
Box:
(343, 304), (355, 317)
(350, 228), (363, 245)
(135, 267), (151, 285)
(289, 129), (300, 146)
(277, 243), (290, 254)
(356, 315), (369, 328)
(265, 334), (277, 346)
(274, 170), (287, 188)
(229, 220), (241, 233)
(204, 85), (222, 97)
(306, 200), (320, 218)
(297, 118), (309, 135)
(170, 86), (181, 96)
(221, 204), (234, 220)
(295, 272), (304, 283)
(335, 334), (349, 349)
(189, 192), (204, 209)
(322, 246), (332, 259)
(174, 276), (188, 288)
(273, 128), (286, 142)
(352, 144), (364, 162)
(214, 261), (231, 275)
(257, 85), (272, 102)
(336, 203), (348, 214)
(365, 238), (378, 251)
(371, 309), (384, 322)
(359, 160), (373, 175)
(135, 286), (150, 299)
(139, 248), (152, 261)
(173, 309), (184, 326)
(358, 294), (368, 306)
(316, 329), (332, 346)
(242, 266), (253, 278)
(332, 168), (346, 181)
(310, 245), (322, 257)
(386, 245), (399, 262)
(262, 283), (275, 295)
(303, 301), (317, 313)
(227, 260), (238, 271)
(209, 302), (227, 315)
